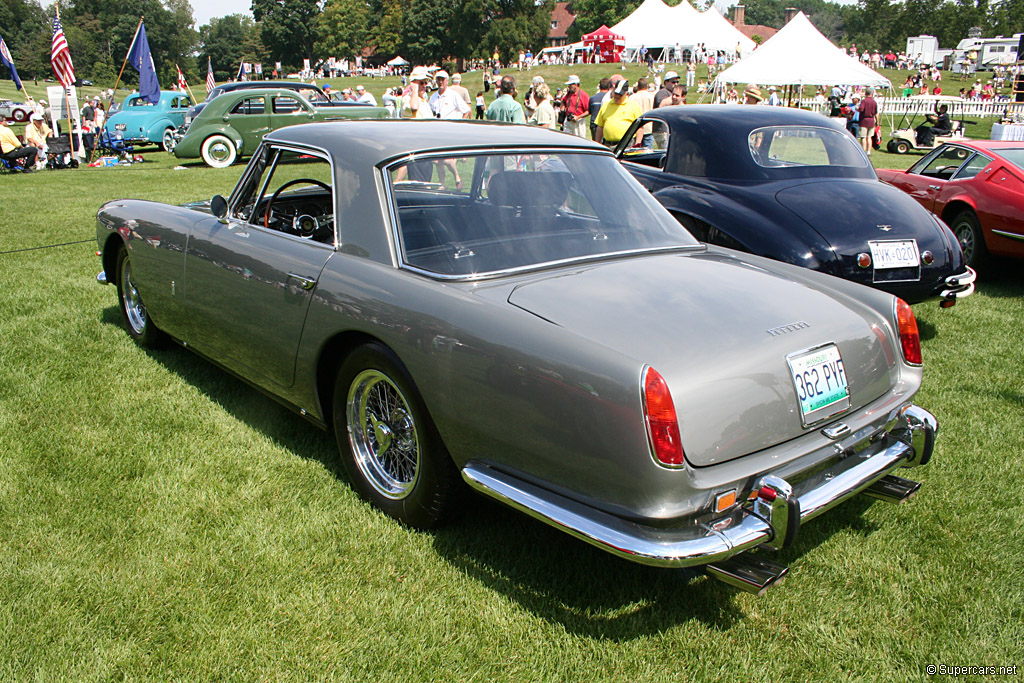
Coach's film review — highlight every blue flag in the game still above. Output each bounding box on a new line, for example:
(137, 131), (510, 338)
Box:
(127, 21), (160, 103)
(0, 34), (23, 91)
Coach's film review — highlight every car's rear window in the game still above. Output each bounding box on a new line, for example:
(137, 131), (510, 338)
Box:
(996, 148), (1024, 171)
(388, 151), (697, 278)
(748, 126), (869, 169)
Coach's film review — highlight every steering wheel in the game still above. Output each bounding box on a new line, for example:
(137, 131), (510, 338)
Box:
(263, 178), (332, 236)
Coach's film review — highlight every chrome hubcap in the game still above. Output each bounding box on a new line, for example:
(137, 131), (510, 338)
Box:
(120, 257), (146, 334)
(347, 370), (419, 500)
(208, 141), (230, 162)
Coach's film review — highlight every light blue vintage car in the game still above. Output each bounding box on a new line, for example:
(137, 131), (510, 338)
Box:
(104, 91), (193, 150)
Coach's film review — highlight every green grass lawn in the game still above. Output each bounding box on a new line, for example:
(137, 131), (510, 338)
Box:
(1, 99), (1023, 680)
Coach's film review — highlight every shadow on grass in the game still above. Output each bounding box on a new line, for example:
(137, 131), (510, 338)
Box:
(100, 304), (889, 639)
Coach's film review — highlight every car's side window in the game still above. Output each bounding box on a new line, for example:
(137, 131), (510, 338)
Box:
(918, 147), (971, 180)
(273, 96), (302, 114)
(951, 153), (991, 181)
(231, 96), (266, 116)
(232, 146), (335, 245)
(620, 119), (670, 170)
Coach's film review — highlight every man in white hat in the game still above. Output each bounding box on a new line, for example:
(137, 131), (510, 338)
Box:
(402, 66), (433, 119)
(654, 71), (680, 108)
(524, 74), (545, 119)
(449, 73), (471, 107)
(560, 75), (589, 138)
(429, 70), (470, 120)
(767, 85), (782, 107)
(24, 113), (51, 169)
(354, 84), (377, 106)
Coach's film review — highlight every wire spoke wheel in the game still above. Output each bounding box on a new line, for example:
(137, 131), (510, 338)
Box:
(347, 369), (421, 500)
(120, 252), (147, 335)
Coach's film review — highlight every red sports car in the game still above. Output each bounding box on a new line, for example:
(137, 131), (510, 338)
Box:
(877, 141), (1024, 268)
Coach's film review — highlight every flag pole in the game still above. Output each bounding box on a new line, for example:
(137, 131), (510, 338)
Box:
(176, 64), (197, 103)
(109, 16), (144, 108)
(54, 5), (78, 165)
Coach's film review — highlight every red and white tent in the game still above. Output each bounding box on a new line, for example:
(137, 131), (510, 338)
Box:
(582, 25), (625, 63)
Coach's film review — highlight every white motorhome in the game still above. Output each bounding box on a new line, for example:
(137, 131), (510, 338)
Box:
(954, 34), (1022, 70)
(906, 35), (939, 65)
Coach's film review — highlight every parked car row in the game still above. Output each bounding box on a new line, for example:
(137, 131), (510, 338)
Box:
(96, 120), (942, 595)
(102, 80), (386, 167)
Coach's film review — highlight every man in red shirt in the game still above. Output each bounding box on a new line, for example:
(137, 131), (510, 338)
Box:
(560, 75), (590, 138)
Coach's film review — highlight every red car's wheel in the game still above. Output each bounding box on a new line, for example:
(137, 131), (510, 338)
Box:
(12, 108), (27, 122)
(950, 210), (988, 269)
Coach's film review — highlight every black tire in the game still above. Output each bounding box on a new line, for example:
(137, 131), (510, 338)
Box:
(333, 343), (460, 529)
(115, 246), (165, 347)
(950, 209), (988, 269)
(886, 139), (898, 153)
(894, 140), (910, 154)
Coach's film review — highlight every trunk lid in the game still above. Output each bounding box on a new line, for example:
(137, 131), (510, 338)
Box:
(506, 252), (895, 467)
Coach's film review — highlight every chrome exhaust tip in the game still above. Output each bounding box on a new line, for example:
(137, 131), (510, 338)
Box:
(706, 553), (789, 596)
(863, 474), (921, 504)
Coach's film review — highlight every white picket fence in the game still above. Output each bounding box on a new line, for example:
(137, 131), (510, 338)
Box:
(795, 97), (1024, 119)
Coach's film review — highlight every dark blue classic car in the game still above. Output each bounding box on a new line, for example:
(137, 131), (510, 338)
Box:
(616, 106), (975, 305)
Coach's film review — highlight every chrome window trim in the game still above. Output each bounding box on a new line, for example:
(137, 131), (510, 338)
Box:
(380, 146), (700, 281)
(228, 141), (339, 249)
(746, 124), (871, 169)
(950, 151), (993, 181)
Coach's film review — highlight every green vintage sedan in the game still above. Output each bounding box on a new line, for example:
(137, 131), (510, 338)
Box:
(172, 87), (387, 167)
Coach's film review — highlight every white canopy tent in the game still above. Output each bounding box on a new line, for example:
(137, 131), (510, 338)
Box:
(608, 0), (754, 57)
(714, 12), (890, 89)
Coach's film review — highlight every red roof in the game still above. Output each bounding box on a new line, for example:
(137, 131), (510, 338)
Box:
(550, 2), (576, 40)
(582, 25), (624, 42)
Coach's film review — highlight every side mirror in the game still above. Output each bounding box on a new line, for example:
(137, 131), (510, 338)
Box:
(211, 194), (228, 219)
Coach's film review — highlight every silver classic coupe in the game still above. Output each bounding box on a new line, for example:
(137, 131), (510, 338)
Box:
(96, 120), (937, 594)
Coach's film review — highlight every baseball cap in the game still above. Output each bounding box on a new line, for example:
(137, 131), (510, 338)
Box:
(29, 113), (43, 122)
(323, 84), (332, 90)
(566, 75), (580, 85)
(613, 79), (630, 96)
(356, 85), (365, 91)
(409, 66), (430, 81)
(451, 73), (462, 83)
(664, 71), (679, 81)
(435, 70), (449, 80)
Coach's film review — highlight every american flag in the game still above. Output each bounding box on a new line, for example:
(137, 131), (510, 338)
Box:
(50, 9), (75, 87)
(176, 65), (187, 91)
(206, 57), (215, 93)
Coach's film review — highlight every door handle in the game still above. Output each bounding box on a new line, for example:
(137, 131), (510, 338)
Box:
(287, 273), (317, 290)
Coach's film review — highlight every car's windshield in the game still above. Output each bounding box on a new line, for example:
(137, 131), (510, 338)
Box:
(388, 151), (698, 278)
(748, 126), (869, 169)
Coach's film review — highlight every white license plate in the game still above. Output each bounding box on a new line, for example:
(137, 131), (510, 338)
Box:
(869, 239), (919, 269)
(114, 123), (126, 131)
(787, 344), (850, 425)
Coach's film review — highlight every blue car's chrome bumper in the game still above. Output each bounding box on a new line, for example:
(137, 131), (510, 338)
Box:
(462, 404), (936, 568)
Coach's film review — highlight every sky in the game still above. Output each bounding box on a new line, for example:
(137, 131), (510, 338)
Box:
(191, 0), (253, 28)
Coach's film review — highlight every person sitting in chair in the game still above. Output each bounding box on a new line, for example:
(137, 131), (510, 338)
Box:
(916, 104), (951, 147)
(0, 121), (38, 173)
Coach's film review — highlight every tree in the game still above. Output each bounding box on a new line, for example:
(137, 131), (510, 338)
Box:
(567, 0), (637, 42)
(198, 14), (263, 81)
(316, 0), (370, 61)
(251, 0), (321, 69)
(0, 0), (48, 80)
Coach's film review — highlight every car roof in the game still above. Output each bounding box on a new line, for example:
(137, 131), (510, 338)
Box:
(265, 119), (607, 164)
(640, 105), (872, 181)
(213, 80), (323, 95)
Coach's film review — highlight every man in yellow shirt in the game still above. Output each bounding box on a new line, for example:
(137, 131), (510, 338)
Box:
(594, 79), (643, 148)
(0, 121), (38, 172)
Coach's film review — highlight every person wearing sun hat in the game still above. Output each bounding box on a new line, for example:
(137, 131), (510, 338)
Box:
(402, 66), (433, 119)
(594, 78), (642, 148)
(743, 85), (763, 105)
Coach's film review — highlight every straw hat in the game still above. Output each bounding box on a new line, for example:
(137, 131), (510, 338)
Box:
(744, 85), (762, 101)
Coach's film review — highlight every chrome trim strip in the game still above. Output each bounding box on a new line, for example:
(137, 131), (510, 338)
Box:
(462, 405), (936, 568)
(992, 229), (1024, 242)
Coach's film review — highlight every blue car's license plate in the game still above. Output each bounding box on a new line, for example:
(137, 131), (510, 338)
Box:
(787, 344), (850, 426)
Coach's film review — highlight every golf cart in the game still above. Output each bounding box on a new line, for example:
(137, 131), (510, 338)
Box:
(887, 95), (974, 154)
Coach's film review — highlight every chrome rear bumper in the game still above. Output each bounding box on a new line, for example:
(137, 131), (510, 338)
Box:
(462, 404), (937, 568)
(940, 267), (976, 300)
